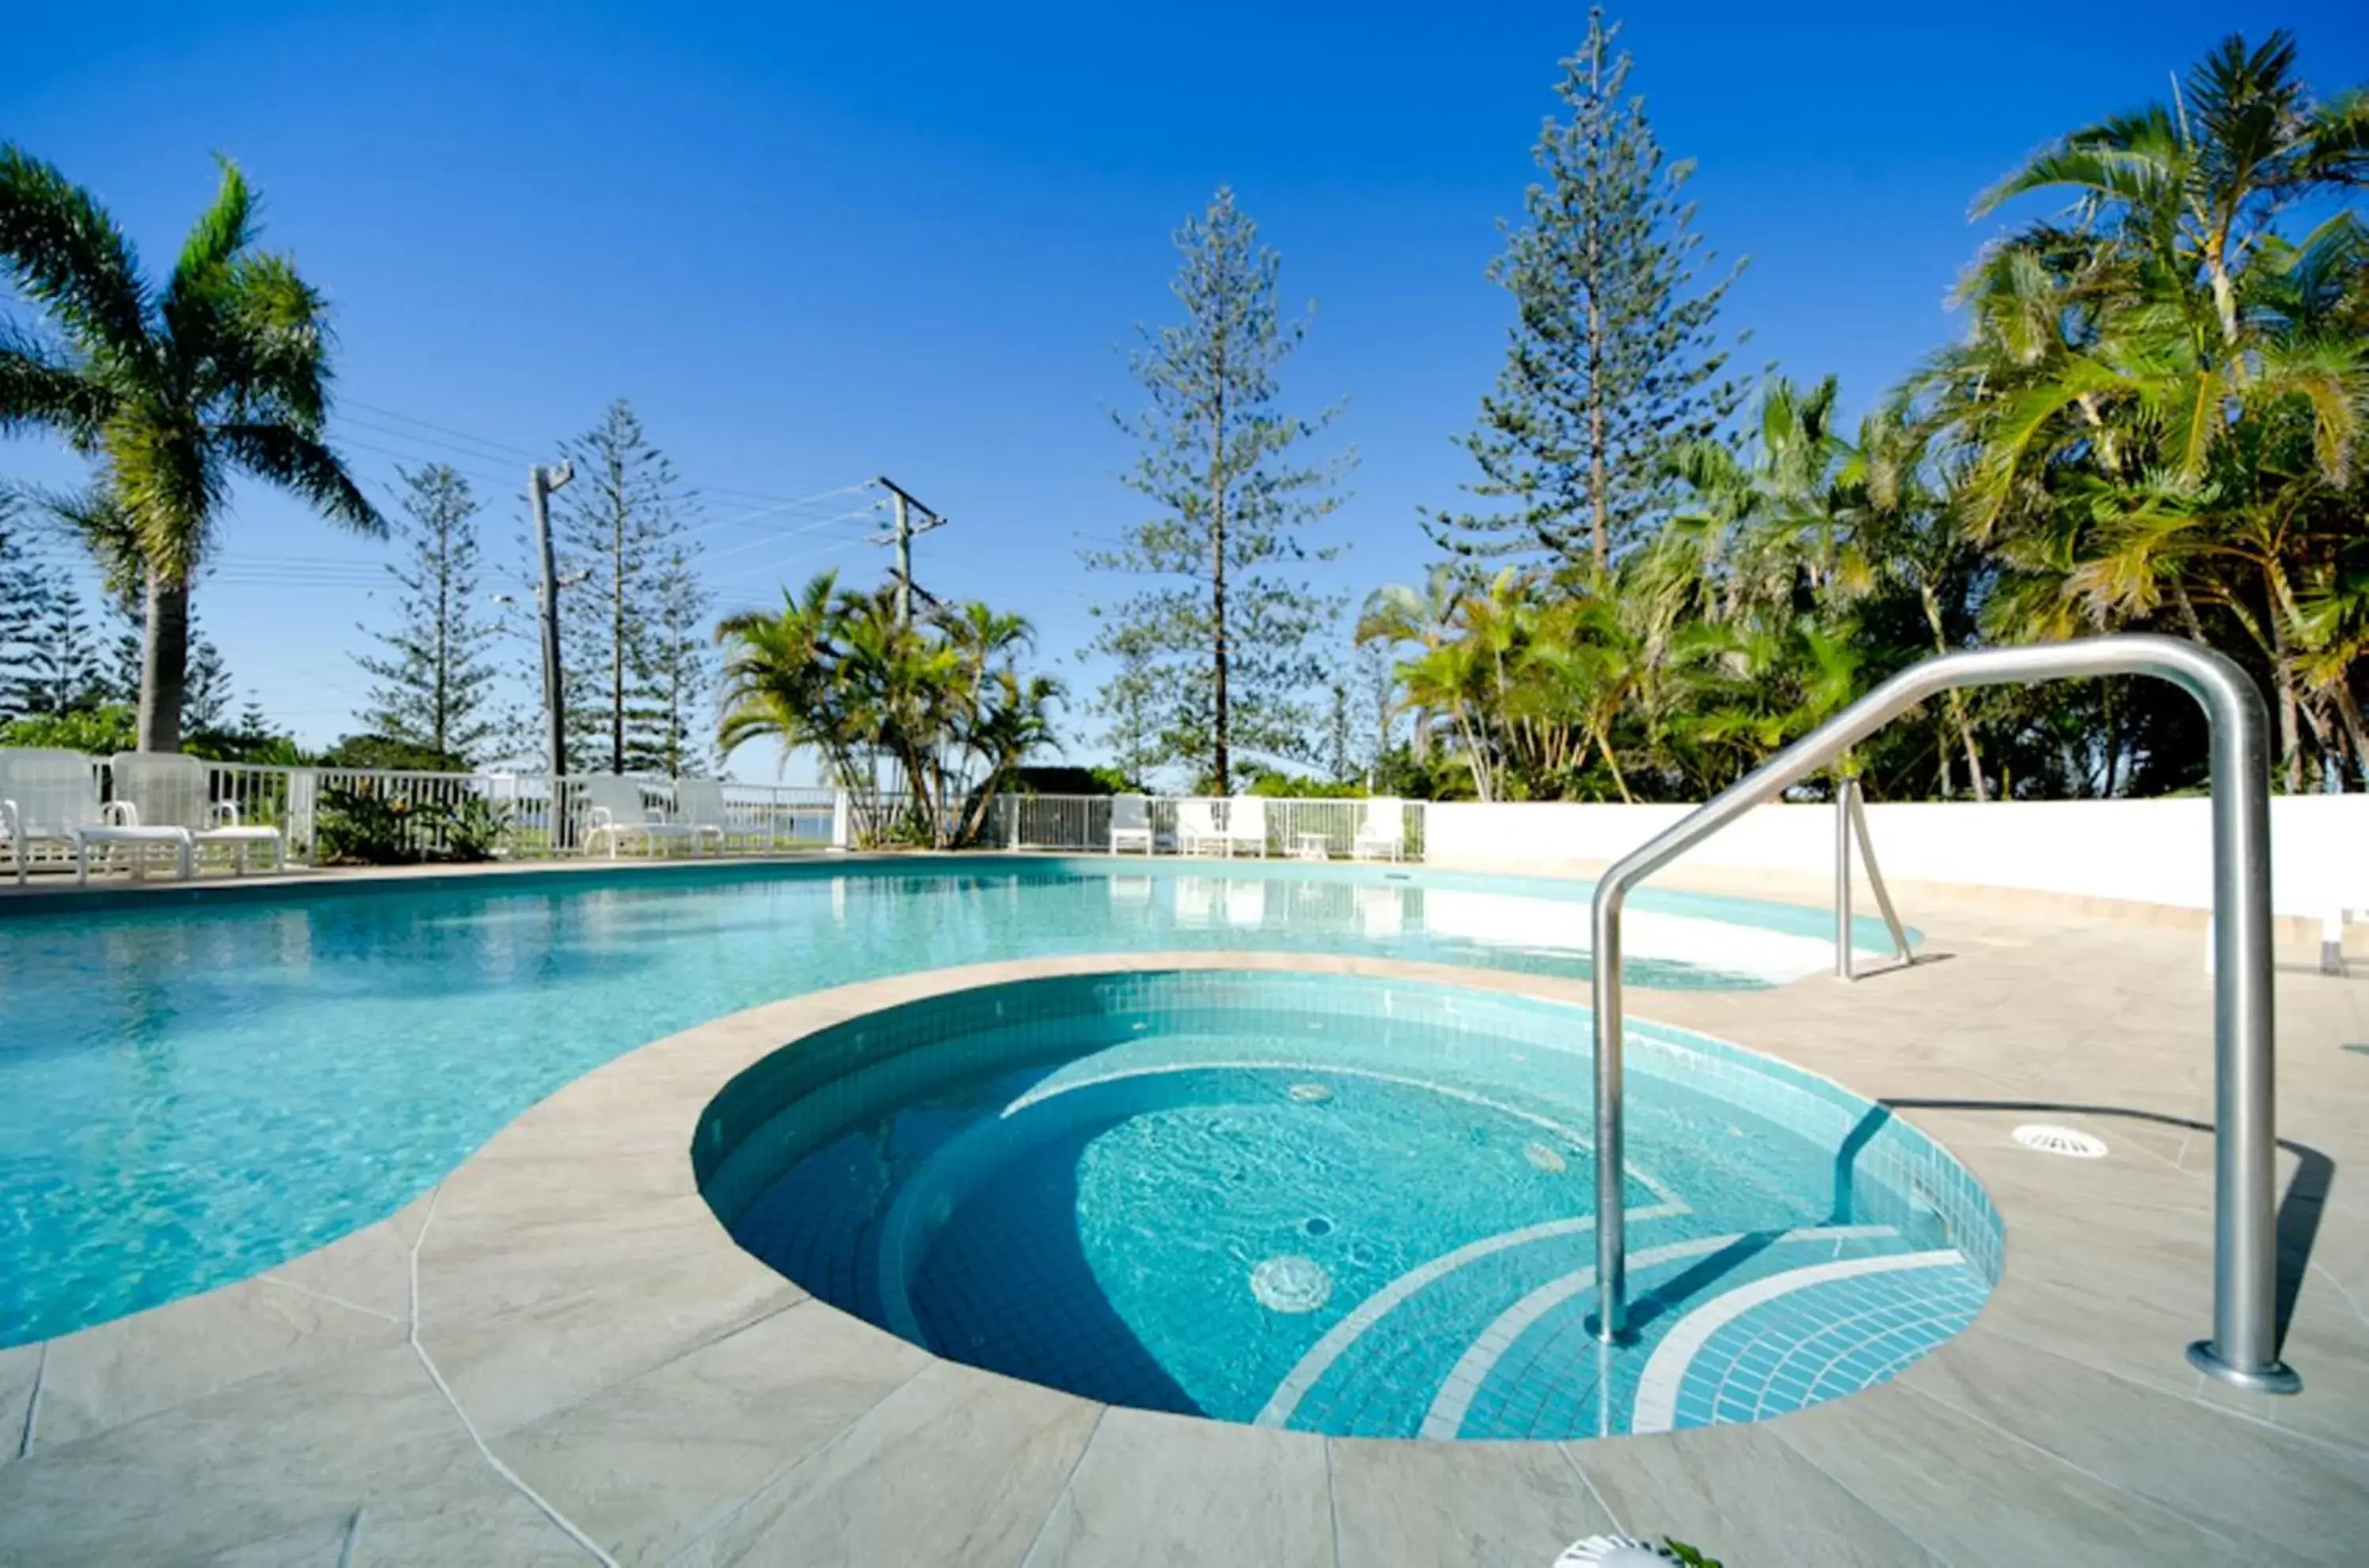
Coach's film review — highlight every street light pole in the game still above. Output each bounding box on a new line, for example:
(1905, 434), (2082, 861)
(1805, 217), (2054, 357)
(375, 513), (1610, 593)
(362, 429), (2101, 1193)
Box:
(528, 461), (575, 809)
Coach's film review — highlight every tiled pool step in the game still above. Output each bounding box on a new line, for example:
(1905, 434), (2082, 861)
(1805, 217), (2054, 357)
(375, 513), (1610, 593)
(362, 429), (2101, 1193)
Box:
(1276, 1217), (1986, 1439)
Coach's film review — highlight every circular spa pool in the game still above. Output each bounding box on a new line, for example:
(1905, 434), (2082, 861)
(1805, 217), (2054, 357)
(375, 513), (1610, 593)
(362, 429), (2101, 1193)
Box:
(697, 970), (1999, 1440)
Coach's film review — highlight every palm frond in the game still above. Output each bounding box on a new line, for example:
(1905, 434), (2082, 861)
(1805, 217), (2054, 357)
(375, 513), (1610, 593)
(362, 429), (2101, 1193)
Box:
(0, 144), (151, 359)
(213, 422), (384, 535)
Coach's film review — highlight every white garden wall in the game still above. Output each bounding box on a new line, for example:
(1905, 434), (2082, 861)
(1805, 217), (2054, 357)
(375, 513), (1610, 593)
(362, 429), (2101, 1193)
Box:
(1425, 795), (2369, 920)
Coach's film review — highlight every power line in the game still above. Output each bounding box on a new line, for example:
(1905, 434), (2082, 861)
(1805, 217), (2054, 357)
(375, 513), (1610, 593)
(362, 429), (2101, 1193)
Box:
(332, 435), (519, 489)
(669, 483), (879, 546)
(340, 399), (877, 512)
(696, 505), (881, 568)
(705, 533), (873, 591)
(338, 413), (544, 473)
(338, 400), (544, 463)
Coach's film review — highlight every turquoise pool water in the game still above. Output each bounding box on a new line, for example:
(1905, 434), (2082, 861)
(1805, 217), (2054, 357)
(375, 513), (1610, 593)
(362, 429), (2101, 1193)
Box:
(699, 971), (1997, 1439)
(0, 857), (1906, 1347)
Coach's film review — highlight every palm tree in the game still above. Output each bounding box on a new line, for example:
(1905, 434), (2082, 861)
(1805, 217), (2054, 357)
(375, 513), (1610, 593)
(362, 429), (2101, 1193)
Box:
(0, 148), (381, 751)
(716, 572), (1062, 848)
(1974, 31), (2367, 351)
(1929, 32), (2369, 788)
(1355, 563), (1468, 761)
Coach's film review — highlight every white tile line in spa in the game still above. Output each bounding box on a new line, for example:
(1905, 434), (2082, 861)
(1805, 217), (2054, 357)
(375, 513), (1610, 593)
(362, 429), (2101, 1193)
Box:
(1416, 1225), (1904, 1441)
(1627, 1251), (1969, 1435)
(1251, 1205), (1689, 1431)
(402, 1185), (619, 1567)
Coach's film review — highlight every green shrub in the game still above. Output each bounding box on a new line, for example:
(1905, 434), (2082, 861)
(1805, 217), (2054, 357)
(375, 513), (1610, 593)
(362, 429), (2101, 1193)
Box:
(315, 783), (510, 866)
(0, 704), (137, 755)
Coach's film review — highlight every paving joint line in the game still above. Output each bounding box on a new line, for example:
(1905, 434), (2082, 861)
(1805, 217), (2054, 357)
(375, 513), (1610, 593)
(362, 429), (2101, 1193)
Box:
(1015, 1403), (1107, 1565)
(17, 1340), (47, 1459)
(660, 1353), (937, 1566)
(1557, 1441), (1623, 1537)
(1766, 1416), (1960, 1568)
(404, 1184), (618, 1566)
(1321, 1437), (1344, 1568)
(256, 1271), (404, 1325)
(1891, 1379), (2264, 1556)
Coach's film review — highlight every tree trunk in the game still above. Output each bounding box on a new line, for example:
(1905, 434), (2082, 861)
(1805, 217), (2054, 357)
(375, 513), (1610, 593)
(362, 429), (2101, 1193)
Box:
(1209, 381), (1230, 792)
(2269, 610), (2301, 793)
(2328, 677), (2369, 790)
(1583, 33), (1609, 575)
(1918, 584), (1987, 801)
(432, 516), (454, 760)
(610, 505), (628, 775)
(137, 572), (191, 754)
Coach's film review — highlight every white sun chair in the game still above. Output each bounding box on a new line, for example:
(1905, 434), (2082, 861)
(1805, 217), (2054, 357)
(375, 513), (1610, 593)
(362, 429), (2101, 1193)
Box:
(1353, 797), (1407, 861)
(110, 752), (286, 875)
(1176, 798), (1223, 856)
(0, 747), (193, 885)
(1220, 797), (1268, 857)
(667, 777), (735, 854)
(580, 775), (704, 859)
(1109, 793), (1154, 854)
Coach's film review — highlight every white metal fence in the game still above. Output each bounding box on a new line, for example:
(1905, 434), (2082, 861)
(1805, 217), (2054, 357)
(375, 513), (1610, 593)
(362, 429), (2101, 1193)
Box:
(9, 760), (840, 868)
(4, 753), (1425, 876)
(988, 794), (1425, 859)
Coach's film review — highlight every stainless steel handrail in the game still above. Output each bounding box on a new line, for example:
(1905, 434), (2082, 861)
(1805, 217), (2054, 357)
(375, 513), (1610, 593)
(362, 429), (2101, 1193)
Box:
(1836, 776), (1913, 979)
(1588, 634), (2297, 1393)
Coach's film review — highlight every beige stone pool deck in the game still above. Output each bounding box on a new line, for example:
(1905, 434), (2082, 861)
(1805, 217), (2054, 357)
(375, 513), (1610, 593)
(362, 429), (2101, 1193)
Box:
(2, 862), (2366, 1566)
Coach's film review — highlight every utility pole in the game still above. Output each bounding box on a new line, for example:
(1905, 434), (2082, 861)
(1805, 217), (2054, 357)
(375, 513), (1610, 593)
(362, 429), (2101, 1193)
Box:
(528, 461), (576, 789)
(873, 476), (946, 625)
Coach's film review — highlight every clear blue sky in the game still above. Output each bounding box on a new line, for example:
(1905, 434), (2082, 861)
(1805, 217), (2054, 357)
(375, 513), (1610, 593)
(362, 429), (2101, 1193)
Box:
(6, 1), (2362, 778)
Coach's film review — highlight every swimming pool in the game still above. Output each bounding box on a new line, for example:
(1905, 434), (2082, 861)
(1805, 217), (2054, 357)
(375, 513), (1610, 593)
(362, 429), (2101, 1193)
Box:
(0, 857), (1909, 1346)
(697, 970), (1997, 1439)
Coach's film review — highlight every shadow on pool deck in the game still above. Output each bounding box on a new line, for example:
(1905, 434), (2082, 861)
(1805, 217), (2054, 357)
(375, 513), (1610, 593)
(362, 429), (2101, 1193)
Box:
(1878, 1095), (2335, 1352)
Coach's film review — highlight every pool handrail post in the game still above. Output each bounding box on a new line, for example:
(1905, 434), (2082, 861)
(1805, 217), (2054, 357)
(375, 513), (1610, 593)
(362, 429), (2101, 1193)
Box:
(1833, 776), (1914, 982)
(1588, 633), (2297, 1392)
(1834, 775), (1854, 981)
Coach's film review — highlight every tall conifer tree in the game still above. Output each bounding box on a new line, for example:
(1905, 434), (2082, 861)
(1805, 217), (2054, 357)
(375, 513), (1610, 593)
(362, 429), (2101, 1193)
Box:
(554, 400), (702, 775)
(354, 464), (501, 764)
(1084, 188), (1350, 787)
(1430, 9), (1750, 572)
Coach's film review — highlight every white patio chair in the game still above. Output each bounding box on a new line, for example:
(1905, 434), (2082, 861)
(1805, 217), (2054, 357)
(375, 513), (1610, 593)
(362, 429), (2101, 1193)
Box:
(1353, 798), (1407, 861)
(580, 775), (703, 859)
(1221, 797), (1269, 857)
(1109, 793), (1154, 855)
(667, 777), (734, 855)
(0, 747), (193, 885)
(110, 752), (286, 875)
(1176, 798), (1222, 856)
